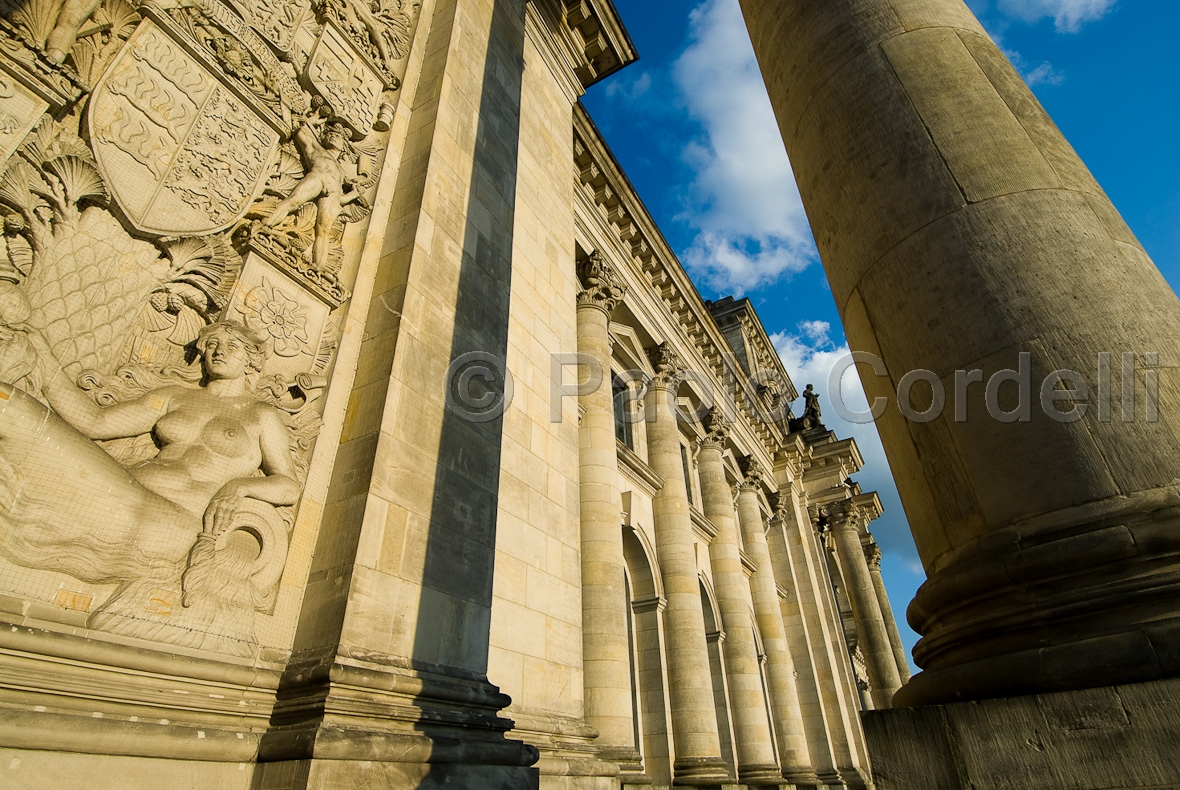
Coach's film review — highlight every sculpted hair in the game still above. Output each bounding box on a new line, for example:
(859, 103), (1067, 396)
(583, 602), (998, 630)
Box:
(195, 320), (268, 373)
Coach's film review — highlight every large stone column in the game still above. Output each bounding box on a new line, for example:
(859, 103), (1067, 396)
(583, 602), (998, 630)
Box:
(822, 502), (902, 709)
(864, 540), (911, 685)
(696, 413), (782, 786)
(575, 253), (644, 776)
(734, 458), (817, 787)
(644, 344), (730, 786)
(740, 0), (1180, 705)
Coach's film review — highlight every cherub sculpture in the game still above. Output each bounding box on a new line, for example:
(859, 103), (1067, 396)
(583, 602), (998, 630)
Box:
(265, 114), (373, 273)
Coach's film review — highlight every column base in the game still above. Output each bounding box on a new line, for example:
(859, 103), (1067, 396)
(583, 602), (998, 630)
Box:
(782, 768), (823, 789)
(672, 755), (733, 786)
(739, 763), (788, 785)
(904, 491), (1180, 707)
(256, 759), (538, 789)
(597, 744), (647, 776)
(865, 675), (1180, 790)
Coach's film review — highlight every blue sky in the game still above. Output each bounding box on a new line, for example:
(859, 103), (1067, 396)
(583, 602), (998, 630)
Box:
(582, 0), (1180, 670)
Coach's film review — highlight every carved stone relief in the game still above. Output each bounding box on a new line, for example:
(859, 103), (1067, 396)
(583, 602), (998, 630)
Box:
(0, 0), (422, 658)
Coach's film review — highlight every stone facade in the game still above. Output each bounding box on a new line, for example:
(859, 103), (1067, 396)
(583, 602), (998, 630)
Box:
(0, 0), (905, 787)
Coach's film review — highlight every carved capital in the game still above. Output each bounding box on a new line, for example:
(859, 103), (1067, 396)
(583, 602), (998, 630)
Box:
(739, 455), (765, 492)
(701, 408), (729, 448)
(864, 540), (882, 570)
(815, 499), (860, 533)
(646, 342), (685, 389)
(576, 252), (626, 313)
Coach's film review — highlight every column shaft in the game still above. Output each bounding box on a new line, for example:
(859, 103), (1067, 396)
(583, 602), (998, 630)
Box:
(696, 430), (781, 785)
(735, 477), (817, 786)
(575, 259), (643, 773)
(740, 0), (1180, 704)
(865, 543), (911, 685)
(643, 347), (729, 784)
(828, 518), (901, 709)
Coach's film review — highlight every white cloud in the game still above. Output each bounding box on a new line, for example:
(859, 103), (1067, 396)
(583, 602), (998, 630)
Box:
(772, 323), (921, 564)
(1023, 61), (1065, 86)
(671, 0), (817, 295)
(996, 0), (1117, 32)
(603, 70), (652, 101)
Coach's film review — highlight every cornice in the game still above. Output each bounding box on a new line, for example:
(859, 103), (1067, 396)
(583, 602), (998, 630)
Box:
(572, 104), (788, 463)
(530, 0), (637, 93)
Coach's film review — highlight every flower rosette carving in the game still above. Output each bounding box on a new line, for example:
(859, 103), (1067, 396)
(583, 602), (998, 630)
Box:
(238, 276), (310, 358)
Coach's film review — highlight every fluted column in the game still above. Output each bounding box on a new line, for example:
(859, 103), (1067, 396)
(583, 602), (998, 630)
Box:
(864, 540), (911, 685)
(575, 253), (643, 774)
(696, 412), (782, 786)
(741, 0), (1180, 706)
(735, 459), (817, 787)
(644, 344), (730, 785)
(822, 503), (901, 709)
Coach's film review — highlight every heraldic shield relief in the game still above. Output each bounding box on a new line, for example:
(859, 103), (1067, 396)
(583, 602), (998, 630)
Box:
(0, 0), (421, 660)
(88, 20), (280, 236)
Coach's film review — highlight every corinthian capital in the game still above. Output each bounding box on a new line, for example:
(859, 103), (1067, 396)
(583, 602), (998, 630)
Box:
(864, 540), (883, 570)
(739, 455), (765, 492)
(646, 342), (685, 389)
(702, 408), (730, 448)
(817, 499), (860, 532)
(576, 252), (627, 313)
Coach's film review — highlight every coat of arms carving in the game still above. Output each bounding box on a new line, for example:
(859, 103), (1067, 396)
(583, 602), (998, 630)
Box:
(87, 20), (279, 236)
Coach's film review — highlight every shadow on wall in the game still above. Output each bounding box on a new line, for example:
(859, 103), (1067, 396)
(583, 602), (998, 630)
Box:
(413, 0), (532, 787)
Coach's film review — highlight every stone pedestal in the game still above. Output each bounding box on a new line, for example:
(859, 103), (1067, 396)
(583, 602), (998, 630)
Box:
(864, 676), (1180, 790)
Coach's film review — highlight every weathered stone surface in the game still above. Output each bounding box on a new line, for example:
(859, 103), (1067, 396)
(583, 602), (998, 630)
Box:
(865, 677), (1180, 790)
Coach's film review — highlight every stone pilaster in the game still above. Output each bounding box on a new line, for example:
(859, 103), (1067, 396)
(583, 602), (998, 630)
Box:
(696, 412), (782, 786)
(864, 540), (911, 685)
(735, 458), (818, 787)
(740, 0), (1180, 706)
(574, 253), (644, 776)
(821, 503), (902, 709)
(643, 344), (730, 786)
